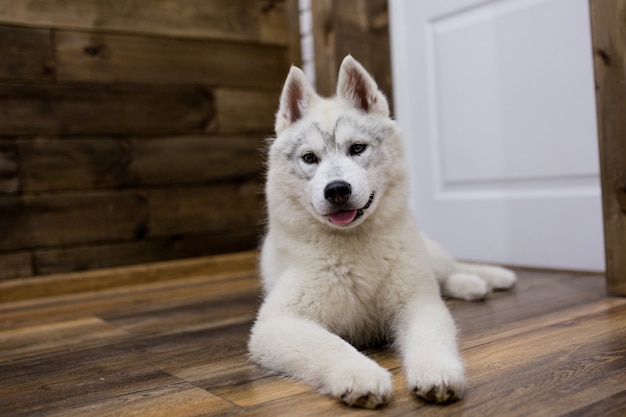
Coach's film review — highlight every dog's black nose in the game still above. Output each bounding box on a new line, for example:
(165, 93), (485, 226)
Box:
(324, 181), (351, 205)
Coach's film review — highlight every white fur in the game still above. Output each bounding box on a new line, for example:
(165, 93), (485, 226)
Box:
(248, 56), (516, 409)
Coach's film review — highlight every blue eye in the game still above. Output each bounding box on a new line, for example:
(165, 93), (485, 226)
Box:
(302, 153), (318, 164)
(349, 143), (367, 156)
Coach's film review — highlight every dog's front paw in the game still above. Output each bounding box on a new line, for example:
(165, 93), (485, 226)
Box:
(412, 378), (464, 403)
(329, 360), (392, 409)
(406, 358), (465, 404)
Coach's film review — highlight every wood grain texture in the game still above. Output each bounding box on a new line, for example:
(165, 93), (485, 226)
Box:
(33, 230), (260, 276)
(0, 316), (126, 362)
(147, 181), (264, 238)
(0, 258), (623, 417)
(284, 0), (303, 67)
(0, 0), (291, 280)
(0, 84), (215, 136)
(311, 0), (393, 110)
(0, 252), (32, 281)
(0, 25), (54, 81)
(0, 191), (149, 251)
(55, 30), (288, 88)
(0, 140), (18, 193)
(0, 0), (288, 44)
(17, 135), (263, 192)
(214, 89), (280, 133)
(311, 0), (334, 96)
(590, 0), (626, 296)
(0, 250), (258, 303)
(0, 343), (235, 416)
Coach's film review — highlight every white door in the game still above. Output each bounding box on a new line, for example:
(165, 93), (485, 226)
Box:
(389, 0), (604, 271)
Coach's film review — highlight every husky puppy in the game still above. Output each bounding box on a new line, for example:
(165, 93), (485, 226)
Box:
(248, 56), (516, 409)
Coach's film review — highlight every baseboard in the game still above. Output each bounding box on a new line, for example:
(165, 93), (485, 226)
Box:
(0, 251), (259, 304)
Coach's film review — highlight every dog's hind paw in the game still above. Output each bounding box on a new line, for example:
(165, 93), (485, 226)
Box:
(443, 273), (491, 301)
(484, 266), (517, 290)
(456, 262), (517, 291)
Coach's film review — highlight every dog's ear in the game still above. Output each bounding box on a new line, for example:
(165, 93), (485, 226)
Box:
(275, 66), (318, 135)
(336, 55), (389, 117)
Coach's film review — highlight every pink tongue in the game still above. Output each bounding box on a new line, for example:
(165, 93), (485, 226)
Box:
(328, 209), (357, 226)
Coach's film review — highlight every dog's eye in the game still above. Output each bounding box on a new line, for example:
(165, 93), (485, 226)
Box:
(302, 153), (318, 164)
(349, 143), (367, 156)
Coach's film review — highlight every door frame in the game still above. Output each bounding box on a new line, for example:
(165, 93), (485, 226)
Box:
(590, 0), (626, 296)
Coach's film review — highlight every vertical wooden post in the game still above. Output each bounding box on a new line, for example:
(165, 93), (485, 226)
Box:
(589, 0), (626, 295)
(285, 0), (303, 67)
(310, 0), (393, 112)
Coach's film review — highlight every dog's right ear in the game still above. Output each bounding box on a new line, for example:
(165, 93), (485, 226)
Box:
(275, 66), (317, 135)
(336, 55), (389, 117)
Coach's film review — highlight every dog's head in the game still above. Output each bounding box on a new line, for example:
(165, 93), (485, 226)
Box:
(266, 56), (407, 231)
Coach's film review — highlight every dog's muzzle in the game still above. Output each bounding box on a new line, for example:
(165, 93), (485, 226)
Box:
(326, 191), (375, 226)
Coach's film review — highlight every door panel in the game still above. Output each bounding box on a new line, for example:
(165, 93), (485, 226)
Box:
(389, 0), (604, 270)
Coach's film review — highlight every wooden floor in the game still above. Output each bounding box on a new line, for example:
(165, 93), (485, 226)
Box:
(1, 253), (625, 417)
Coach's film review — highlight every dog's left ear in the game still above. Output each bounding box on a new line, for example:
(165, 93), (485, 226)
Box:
(275, 65), (318, 135)
(336, 55), (389, 117)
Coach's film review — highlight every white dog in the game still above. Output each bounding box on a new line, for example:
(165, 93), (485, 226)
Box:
(248, 56), (516, 409)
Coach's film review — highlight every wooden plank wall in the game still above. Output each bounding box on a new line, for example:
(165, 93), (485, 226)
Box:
(0, 0), (299, 281)
(590, 0), (626, 296)
(310, 0), (392, 112)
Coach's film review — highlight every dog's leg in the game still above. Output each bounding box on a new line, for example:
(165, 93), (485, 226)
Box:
(395, 296), (466, 403)
(249, 309), (392, 408)
(423, 235), (516, 300)
(424, 236), (490, 301)
(438, 263), (517, 301)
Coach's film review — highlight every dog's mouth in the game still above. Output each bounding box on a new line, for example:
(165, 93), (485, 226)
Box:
(327, 192), (375, 226)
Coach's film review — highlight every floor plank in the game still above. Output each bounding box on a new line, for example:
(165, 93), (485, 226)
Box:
(0, 255), (624, 417)
(0, 316), (127, 362)
(43, 383), (235, 417)
(0, 270), (259, 330)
